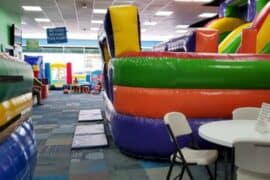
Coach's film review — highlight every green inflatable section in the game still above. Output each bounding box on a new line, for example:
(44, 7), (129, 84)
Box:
(0, 58), (33, 102)
(221, 33), (242, 53)
(261, 42), (270, 53)
(113, 57), (270, 89)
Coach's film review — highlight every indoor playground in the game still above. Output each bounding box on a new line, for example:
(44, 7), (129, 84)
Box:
(2, 0), (270, 179)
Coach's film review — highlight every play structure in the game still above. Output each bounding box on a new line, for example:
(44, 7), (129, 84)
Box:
(24, 55), (44, 78)
(0, 54), (37, 178)
(100, 3), (270, 159)
(44, 62), (72, 89)
(154, 0), (270, 53)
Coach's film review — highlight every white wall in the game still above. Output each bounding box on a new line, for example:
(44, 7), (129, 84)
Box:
(23, 52), (103, 73)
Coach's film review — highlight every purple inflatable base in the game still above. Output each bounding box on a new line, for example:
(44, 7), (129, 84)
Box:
(104, 93), (223, 159)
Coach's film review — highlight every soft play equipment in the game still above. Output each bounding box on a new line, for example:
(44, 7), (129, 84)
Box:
(24, 55), (44, 79)
(100, 4), (270, 159)
(0, 54), (37, 179)
(45, 62), (73, 89)
(153, 0), (270, 54)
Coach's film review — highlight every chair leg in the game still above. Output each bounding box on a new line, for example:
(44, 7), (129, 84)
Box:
(185, 165), (194, 180)
(214, 161), (217, 180)
(167, 162), (175, 180)
(178, 166), (186, 180)
(205, 165), (214, 180)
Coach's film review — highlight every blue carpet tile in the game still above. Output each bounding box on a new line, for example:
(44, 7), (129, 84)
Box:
(33, 91), (228, 180)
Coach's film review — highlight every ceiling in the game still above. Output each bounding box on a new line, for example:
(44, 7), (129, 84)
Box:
(20, 0), (218, 41)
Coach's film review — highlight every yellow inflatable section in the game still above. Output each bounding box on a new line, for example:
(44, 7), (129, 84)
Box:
(218, 23), (251, 53)
(109, 5), (140, 57)
(207, 17), (246, 33)
(256, 14), (270, 52)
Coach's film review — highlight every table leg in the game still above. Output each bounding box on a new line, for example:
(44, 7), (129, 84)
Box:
(224, 148), (235, 180)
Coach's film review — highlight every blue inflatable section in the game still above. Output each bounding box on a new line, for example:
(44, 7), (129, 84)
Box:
(0, 119), (37, 180)
(104, 93), (221, 159)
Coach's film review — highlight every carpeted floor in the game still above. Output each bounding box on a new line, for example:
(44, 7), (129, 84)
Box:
(32, 91), (227, 180)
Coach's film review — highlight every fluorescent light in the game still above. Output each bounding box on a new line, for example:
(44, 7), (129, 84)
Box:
(141, 29), (146, 32)
(144, 21), (157, 26)
(198, 12), (217, 18)
(43, 26), (54, 29)
(93, 9), (107, 14)
(176, 24), (189, 28)
(92, 20), (103, 24)
(91, 27), (99, 31)
(193, 0), (212, 2)
(22, 6), (42, 11)
(176, 29), (188, 33)
(35, 18), (50, 22)
(174, 0), (212, 2)
(155, 11), (173, 16)
(21, 21), (27, 25)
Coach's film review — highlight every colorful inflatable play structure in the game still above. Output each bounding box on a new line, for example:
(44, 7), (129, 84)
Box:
(24, 55), (44, 79)
(154, 0), (270, 54)
(0, 54), (37, 178)
(100, 2), (270, 159)
(44, 62), (72, 89)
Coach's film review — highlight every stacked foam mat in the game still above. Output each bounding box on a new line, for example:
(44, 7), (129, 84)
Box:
(72, 109), (108, 149)
(100, 5), (270, 159)
(0, 56), (36, 179)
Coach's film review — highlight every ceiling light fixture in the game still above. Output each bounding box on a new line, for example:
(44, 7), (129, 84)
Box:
(43, 26), (54, 29)
(91, 27), (99, 31)
(93, 9), (107, 14)
(35, 18), (51, 22)
(144, 21), (157, 26)
(176, 29), (188, 33)
(174, 0), (212, 2)
(92, 20), (103, 24)
(198, 12), (217, 18)
(22, 6), (42, 11)
(21, 21), (27, 25)
(176, 24), (189, 28)
(141, 29), (146, 32)
(155, 11), (173, 16)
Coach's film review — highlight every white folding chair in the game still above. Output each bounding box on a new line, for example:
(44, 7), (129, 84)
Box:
(232, 107), (260, 120)
(164, 112), (218, 180)
(234, 140), (270, 180)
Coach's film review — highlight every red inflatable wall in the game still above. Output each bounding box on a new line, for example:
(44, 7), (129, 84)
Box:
(66, 62), (72, 84)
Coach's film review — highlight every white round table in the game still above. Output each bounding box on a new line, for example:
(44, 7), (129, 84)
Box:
(199, 120), (270, 147)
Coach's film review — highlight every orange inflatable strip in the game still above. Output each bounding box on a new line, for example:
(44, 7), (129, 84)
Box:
(114, 86), (270, 119)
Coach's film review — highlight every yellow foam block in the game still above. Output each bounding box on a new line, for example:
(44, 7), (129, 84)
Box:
(0, 93), (32, 127)
(109, 5), (140, 57)
(256, 14), (270, 52)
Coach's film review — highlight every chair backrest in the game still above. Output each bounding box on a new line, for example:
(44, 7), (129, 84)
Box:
(232, 107), (260, 120)
(235, 140), (270, 174)
(164, 112), (192, 138)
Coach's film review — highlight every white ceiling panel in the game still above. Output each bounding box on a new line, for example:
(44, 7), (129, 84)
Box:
(21, 0), (219, 40)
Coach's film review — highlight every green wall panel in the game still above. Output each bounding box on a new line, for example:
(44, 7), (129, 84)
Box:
(0, 0), (21, 51)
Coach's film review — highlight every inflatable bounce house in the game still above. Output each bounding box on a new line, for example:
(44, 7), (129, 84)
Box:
(24, 55), (44, 79)
(0, 54), (37, 178)
(154, 0), (270, 53)
(45, 62), (72, 89)
(100, 2), (270, 159)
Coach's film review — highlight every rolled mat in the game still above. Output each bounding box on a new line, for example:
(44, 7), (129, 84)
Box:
(114, 86), (270, 118)
(112, 57), (270, 89)
(0, 59), (33, 102)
